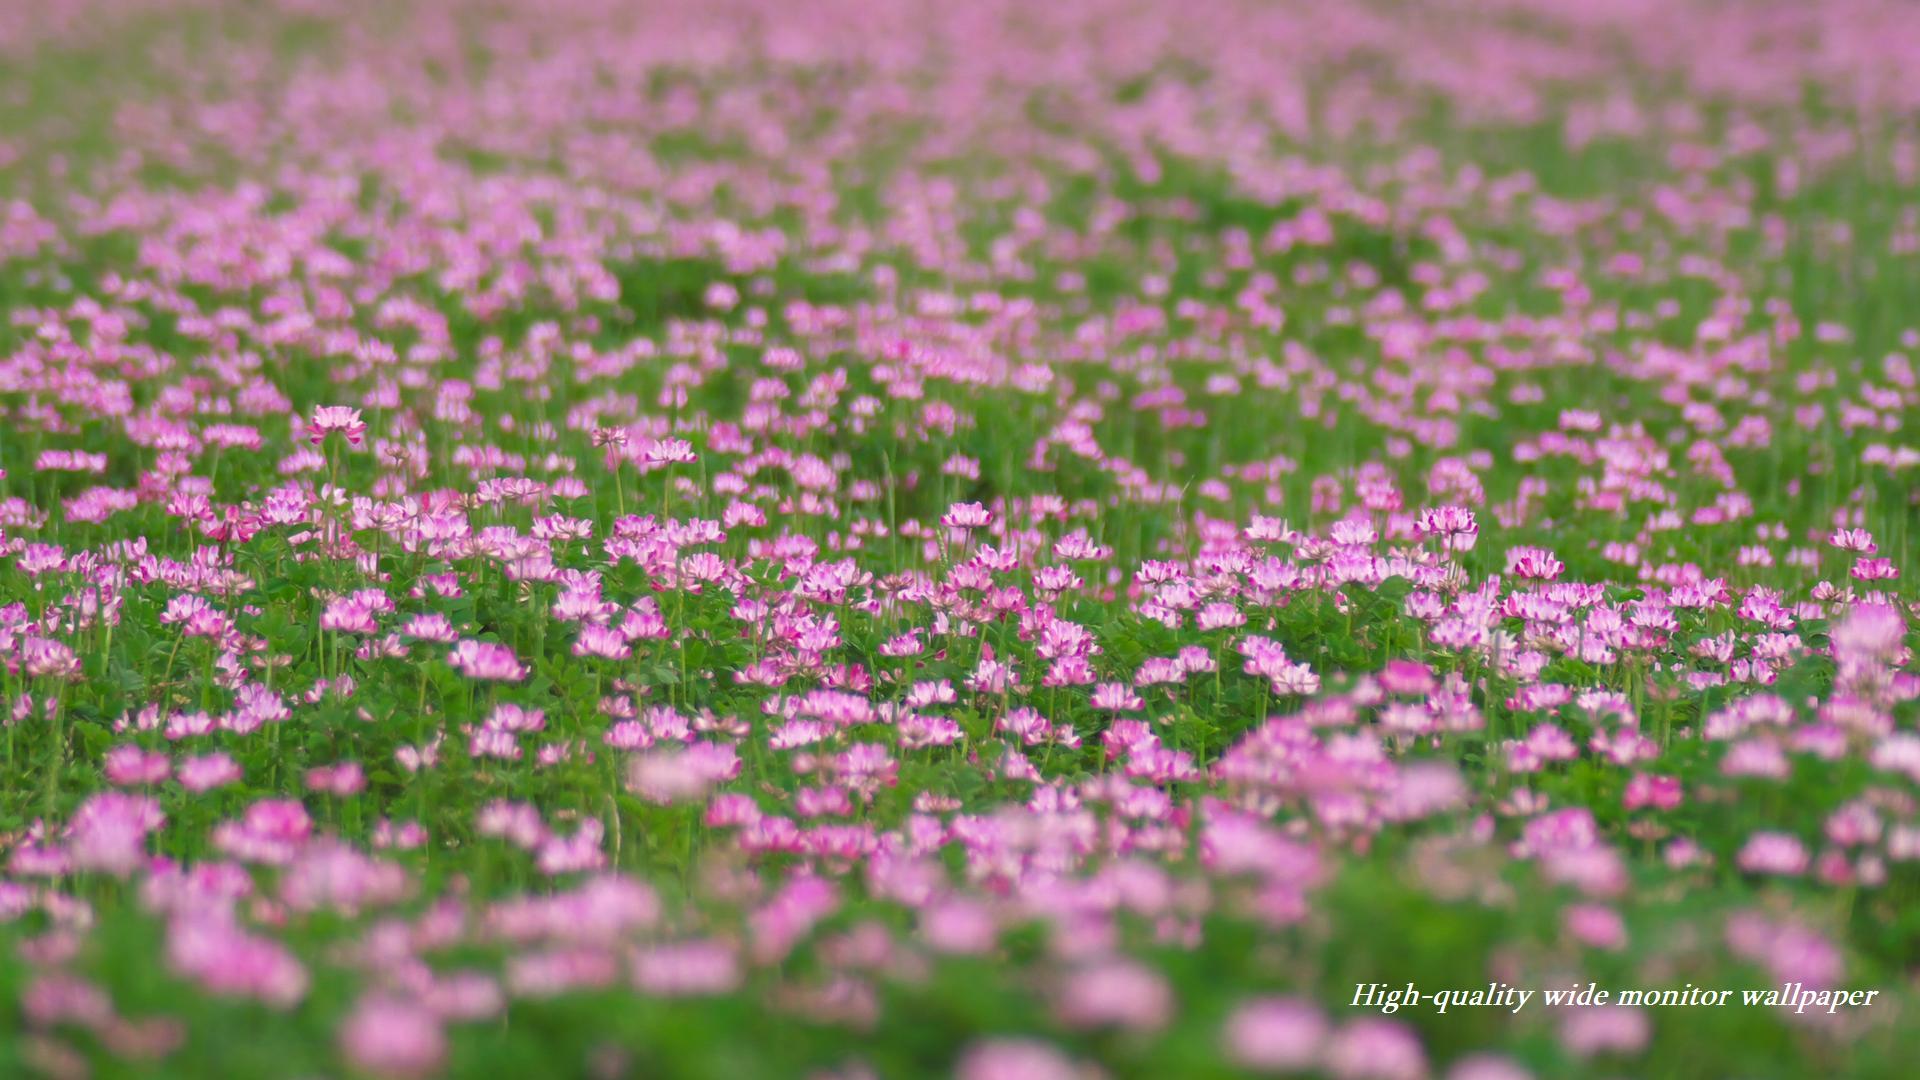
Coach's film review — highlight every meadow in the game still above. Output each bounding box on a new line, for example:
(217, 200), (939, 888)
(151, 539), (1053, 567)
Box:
(2, 0), (1919, 1076)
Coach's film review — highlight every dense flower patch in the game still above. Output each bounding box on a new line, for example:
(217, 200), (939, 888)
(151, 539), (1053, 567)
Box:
(2, 0), (1919, 1076)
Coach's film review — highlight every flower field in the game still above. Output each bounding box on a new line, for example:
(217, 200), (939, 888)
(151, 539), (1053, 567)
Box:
(2, 0), (1919, 1076)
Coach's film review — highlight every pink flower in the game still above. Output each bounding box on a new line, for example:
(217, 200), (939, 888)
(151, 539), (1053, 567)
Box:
(1324, 1019), (1427, 1080)
(1737, 832), (1810, 876)
(338, 993), (445, 1078)
(307, 406), (367, 447)
(1415, 506), (1479, 552)
(448, 639), (529, 681)
(1559, 1004), (1650, 1058)
(1850, 557), (1899, 581)
(281, 842), (407, 914)
(321, 595), (381, 634)
(1446, 1056), (1532, 1080)
(20, 637), (79, 679)
(1222, 996), (1327, 1072)
(955, 1039), (1084, 1080)
(178, 752), (243, 793)
(941, 501), (993, 529)
(626, 743), (741, 804)
(166, 916), (308, 1008)
(1829, 528), (1876, 553)
(105, 745), (172, 786)
(919, 899), (999, 955)
(573, 623), (631, 660)
(1504, 546), (1564, 581)
(1563, 903), (1628, 950)
(1622, 773), (1682, 811)
(632, 940), (741, 996)
(644, 437), (698, 465)
(66, 792), (166, 877)
(1726, 911), (1843, 988)
(1056, 959), (1172, 1031)
(304, 762), (367, 797)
